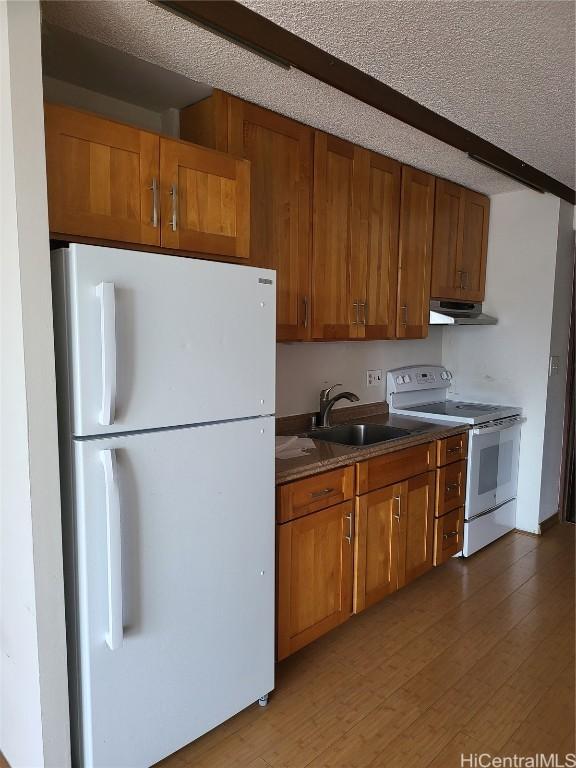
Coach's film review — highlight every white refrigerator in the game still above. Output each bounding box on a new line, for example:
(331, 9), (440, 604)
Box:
(52, 244), (276, 768)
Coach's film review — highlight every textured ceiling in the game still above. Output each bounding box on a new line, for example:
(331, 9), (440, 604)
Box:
(41, 1), (575, 196)
(243, 0), (576, 191)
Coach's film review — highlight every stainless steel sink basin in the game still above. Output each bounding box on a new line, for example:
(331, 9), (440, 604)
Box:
(306, 423), (411, 447)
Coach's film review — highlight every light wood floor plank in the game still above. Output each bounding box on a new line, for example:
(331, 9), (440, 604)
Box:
(156, 524), (575, 768)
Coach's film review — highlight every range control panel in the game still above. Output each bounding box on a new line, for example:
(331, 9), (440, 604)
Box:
(387, 365), (453, 394)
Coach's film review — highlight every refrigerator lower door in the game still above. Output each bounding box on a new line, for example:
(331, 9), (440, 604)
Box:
(69, 417), (274, 768)
(53, 244), (275, 437)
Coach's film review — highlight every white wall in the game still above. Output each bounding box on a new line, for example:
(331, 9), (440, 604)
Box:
(442, 189), (565, 533)
(539, 200), (575, 522)
(276, 329), (443, 415)
(42, 76), (180, 137)
(0, 3), (70, 766)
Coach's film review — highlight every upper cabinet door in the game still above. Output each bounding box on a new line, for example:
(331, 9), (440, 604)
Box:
(396, 166), (435, 339)
(430, 179), (465, 300)
(311, 133), (360, 340)
(459, 190), (490, 301)
(227, 98), (313, 341)
(159, 137), (250, 258)
(361, 151), (401, 339)
(44, 103), (160, 246)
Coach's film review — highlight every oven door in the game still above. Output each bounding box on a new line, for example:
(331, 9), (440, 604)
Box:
(466, 417), (523, 520)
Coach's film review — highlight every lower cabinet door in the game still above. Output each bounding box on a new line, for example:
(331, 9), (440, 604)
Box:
(399, 471), (436, 586)
(354, 484), (402, 613)
(277, 501), (353, 660)
(434, 507), (464, 565)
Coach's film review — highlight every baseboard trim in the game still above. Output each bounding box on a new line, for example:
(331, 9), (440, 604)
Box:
(515, 528), (540, 538)
(540, 512), (560, 534)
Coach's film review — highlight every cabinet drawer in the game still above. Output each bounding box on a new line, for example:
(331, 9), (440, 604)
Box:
(277, 466), (355, 523)
(356, 442), (436, 495)
(436, 460), (467, 516)
(437, 432), (468, 466)
(434, 507), (464, 565)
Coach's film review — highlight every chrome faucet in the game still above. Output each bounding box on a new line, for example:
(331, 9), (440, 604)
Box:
(318, 384), (360, 427)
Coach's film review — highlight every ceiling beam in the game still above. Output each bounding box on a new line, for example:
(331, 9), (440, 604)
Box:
(159, 0), (575, 205)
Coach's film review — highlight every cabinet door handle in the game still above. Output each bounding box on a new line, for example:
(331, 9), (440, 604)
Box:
(302, 296), (309, 329)
(393, 495), (401, 520)
(353, 301), (359, 325)
(345, 511), (353, 543)
(401, 305), (408, 327)
(148, 177), (159, 227)
(443, 530), (459, 540)
(310, 487), (335, 499)
(360, 301), (367, 326)
(170, 184), (178, 231)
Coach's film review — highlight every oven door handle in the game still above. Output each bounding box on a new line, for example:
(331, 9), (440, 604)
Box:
(472, 417), (525, 436)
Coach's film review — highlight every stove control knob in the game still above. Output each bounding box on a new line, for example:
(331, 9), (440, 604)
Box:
(403, 375), (411, 384)
(395, 375), (403, 385)
(447, 371), (453, 379)
(441, 371), (447, 380)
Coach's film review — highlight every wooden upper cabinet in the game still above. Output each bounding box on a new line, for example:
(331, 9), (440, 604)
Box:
(460, 190), (489, 301)
(159, 137), (250, 258)
(362, 151), (401, 339)
(431, 179), (464, 300)
(311, 132), (359, 339)
(277, 501), (353, 660)
(44, 103), (160, 246)
(181, 92), (313, 340)
(397, 166), (435, 339)
(431, 181), (490, 302)
(311, 135), (401, 340)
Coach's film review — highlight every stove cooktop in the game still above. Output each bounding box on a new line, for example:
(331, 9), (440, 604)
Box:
(394, 400), (522, 425)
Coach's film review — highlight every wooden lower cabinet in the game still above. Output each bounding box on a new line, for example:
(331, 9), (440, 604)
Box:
(354, 470), (436, 612)
(434, 507), (464, 565)
(277, 501), (353, 660)
(436, 459), (467, 516)
(401, 471), (436, 586)
(354, 483), (401, 612)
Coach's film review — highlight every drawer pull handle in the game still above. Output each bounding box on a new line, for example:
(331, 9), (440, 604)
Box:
(443, 531), (459, 539)
(446, 483), (459, 493)
(393, 495), (401, 521)
(447, 447), (461, 454)
(310, 487), (335, 498)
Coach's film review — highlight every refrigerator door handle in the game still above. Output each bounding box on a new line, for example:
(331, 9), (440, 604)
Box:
(100, 449), (123, 650)
(97, 282), (117, 426)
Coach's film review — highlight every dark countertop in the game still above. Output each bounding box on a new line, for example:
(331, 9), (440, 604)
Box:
(275, 410), (469, 485)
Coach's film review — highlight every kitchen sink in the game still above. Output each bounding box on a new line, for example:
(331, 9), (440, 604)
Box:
(306, 423), (411, 447)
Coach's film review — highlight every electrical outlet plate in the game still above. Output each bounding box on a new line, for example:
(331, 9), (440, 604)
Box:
(366, 369), (383, 387)
(549, 355), (560, 377)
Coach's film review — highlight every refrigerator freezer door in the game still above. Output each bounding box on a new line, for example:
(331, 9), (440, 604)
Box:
(70, 417), (274, 768)
(53, 244), (275, 437)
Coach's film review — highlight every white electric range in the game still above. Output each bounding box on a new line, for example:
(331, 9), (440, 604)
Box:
(387, 365), (524, 556)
